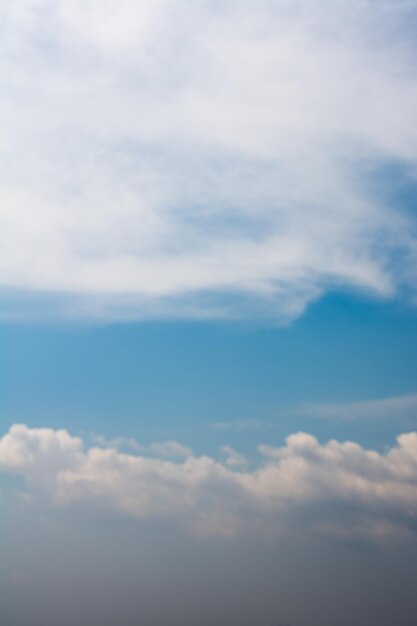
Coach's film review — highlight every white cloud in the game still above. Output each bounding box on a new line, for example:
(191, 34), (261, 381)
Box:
(220, 445), (248, 468)
(0, 1), (417, 320)
(2, 423), (417, 540)
(90, 432), (192, 457)
(148, 440), (193, 459)
(90, 433), (143, 452)
(212, 419), (264, 432)
(293, 393), (417, 421)
(0, 424), (83, 490)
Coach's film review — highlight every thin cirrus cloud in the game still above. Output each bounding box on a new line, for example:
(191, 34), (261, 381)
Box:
(293, 392), (417, 422)
(1, 423), (417, 540)
(148, 440), (193, 459)
(212, 418), (264, 431)
(1, 1), (417, 320)
(89, 433), (192, 458)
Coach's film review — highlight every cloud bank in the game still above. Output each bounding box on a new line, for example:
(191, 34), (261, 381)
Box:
(1, 0), (417, 320)
(2, 423), (417, 539)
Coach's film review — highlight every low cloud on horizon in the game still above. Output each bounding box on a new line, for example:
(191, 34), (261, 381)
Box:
(2, 422), (417, 541)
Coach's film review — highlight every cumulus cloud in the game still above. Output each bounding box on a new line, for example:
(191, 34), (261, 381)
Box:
(1, 1), (417, 320)
(0, 424), (83, 490)
(2, 423), (417, 539)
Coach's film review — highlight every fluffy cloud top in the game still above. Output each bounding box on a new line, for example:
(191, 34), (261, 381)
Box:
(1, 1), (417, 320)
(2, 423), (417, 539)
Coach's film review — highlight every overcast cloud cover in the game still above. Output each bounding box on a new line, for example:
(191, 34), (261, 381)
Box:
(1, 0), (417, 319)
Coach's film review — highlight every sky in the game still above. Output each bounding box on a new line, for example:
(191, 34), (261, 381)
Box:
(1, 2), (417, 626)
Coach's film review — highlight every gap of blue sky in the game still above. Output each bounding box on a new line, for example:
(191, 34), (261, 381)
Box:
(2, 293), (417, 454)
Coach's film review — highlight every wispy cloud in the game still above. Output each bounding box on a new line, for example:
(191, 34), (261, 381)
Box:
(220, 445), (248, 468)
(148, 440), (193, 459)
(1, 1), (417, 320)
(292, 393), (417, 422)
(2, 423), (417, 540)
(90, 432), (192, 458)
(89, 433), (143, 452)
(212, 419), (264, 432)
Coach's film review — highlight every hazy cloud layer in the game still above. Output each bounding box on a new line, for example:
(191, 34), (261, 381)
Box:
(2, 423), (417, 539)
(1, 0), (417, 320)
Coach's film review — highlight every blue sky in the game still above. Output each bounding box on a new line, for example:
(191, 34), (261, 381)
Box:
(1, 2), (417, 625)
(2, 292), (417, 455)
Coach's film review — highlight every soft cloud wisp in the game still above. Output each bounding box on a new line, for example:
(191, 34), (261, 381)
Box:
(1, 1), (417, 319)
